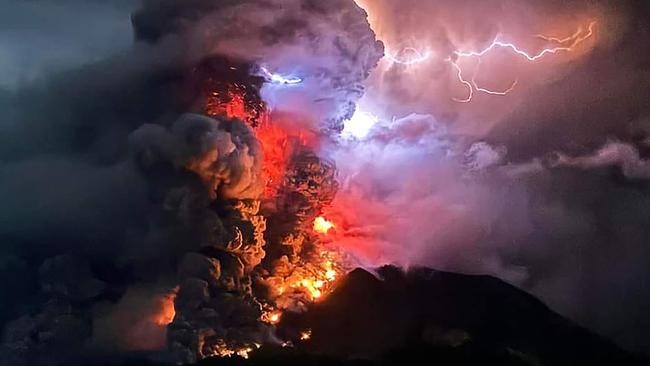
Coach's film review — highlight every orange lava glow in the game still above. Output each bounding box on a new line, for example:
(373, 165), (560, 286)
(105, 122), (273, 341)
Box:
(261, 310), (282, 325)
(206, 86), (317, 198)
(313, 216), (335, 234)
(205, 84), (261, 126)
(207, 344), (260, 359)
(222, 90), (247, 120)
(204, 81), (346, 350)
(261, 250), (345, 326)
(291, 256), (338, 300)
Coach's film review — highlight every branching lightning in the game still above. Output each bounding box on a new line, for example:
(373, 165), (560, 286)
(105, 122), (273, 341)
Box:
(535, 24), (587, 44)
(449, 58), (519, 103)
(450, 20), (596, 102)
(379, 21), (596, 102)
(454, 21), (597, 61)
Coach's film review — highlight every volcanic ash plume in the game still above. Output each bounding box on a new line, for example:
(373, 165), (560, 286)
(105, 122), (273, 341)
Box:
(129, 0), (383, 362)
(129, 114), (270, 361)
(131, 114), (264, 200)
(132, 0), (384, 132)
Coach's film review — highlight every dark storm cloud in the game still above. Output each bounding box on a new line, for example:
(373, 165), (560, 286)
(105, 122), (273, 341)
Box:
(0, 0), (152, 269)
(480, 1), (650, 353)
(0, 0), (137, 89)
(332, 0), (650, 355)
(0, 1), (196, 359)
(511, 165), (650, 353)
(0, 158), (147, 257)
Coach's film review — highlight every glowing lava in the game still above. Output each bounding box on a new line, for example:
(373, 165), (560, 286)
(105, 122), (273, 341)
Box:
(208, 81), (349, 354)
(208, 344), (260, 359)
(314, 216), (335, 234)
(262, 310), (282, 325)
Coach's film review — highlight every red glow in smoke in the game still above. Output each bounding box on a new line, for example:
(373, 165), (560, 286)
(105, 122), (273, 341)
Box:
(95, 289), (177, 352)
(255, 116), (318, 198)
(207, 87), (318, 198)
(127, 291), (176, 350)
(317, 194), (400, 266)
(207, 88), (255, 123)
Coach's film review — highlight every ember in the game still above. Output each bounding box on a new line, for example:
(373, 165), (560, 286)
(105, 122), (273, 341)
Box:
(261, 310), (282, 325)
(300, 330), (312, 340)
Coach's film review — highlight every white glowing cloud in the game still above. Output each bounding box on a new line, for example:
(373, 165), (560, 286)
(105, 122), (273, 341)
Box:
(384, 47), (432, 65)
(342, 108), (379, 139)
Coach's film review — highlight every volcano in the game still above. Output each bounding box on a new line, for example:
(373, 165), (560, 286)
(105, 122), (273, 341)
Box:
(37, 266), (647, 366)
(276, 266), (647, 365)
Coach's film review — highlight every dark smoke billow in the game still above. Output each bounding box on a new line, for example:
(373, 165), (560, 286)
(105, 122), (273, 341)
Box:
(131, 114), (264, 201)
(0, 0), (382, 364)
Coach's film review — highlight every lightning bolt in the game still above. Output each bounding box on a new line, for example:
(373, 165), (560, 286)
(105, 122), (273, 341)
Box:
(385, 47), (432, 65)
(454, 21), (597, 61)
(378, 21), (597, 102)
(449, 58), (519, 103)
(535, 23), (590, 44)
(259, 66), (303, 85)
(450, 21), (597, 102)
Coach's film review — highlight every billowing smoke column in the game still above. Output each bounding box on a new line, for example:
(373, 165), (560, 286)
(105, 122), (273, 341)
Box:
(130, 114), (277, 361)
(0, 0), (383, 364)
(131, 114), (264, 201)
(133, 0), (384, 133)
(128, 0), (383, 362)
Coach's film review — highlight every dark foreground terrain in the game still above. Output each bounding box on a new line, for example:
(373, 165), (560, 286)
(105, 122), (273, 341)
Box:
(58, 266), (647, 366)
